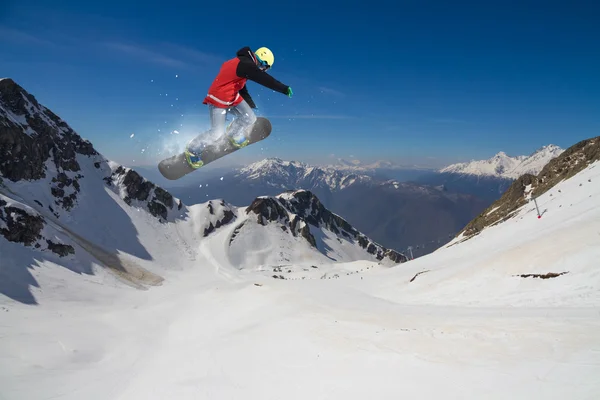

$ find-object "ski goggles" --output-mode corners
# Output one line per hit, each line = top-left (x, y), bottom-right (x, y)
(257, 56), (271, 71)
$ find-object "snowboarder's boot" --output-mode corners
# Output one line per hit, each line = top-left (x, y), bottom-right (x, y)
(184, 148), (204, 169)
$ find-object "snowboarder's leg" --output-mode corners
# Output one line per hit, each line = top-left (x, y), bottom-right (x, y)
(227, 100), (257, 148)
(185, 105), (228, 168)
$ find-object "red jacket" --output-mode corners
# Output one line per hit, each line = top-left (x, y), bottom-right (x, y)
(203, 47), (289, 109)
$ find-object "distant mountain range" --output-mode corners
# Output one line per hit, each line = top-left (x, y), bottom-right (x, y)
(167, 157), (488, 257)
(439, 145), (564, 179)
(163, 144), (565, 254)
(410, 145), (564, 203)
(327, 158), (434, 172)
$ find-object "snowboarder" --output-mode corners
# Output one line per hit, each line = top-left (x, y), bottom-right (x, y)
(185, 46), (293, 168)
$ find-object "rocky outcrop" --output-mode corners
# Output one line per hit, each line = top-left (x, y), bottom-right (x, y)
(203, 200), (236, 237)
(457, 136), (600, 241)
(533, 137), (600, 197)
(246, 190), (407, 264)
(0, 197), (75, 257)
(246, 196), (317, 246)
(105, 166), (180, 221)
(0, 78), (104, 217)
(1, 78), (184, 225)
(0, 78), (97, 184)
(0, 198), (44, 246)
(279, 190), (407, 263)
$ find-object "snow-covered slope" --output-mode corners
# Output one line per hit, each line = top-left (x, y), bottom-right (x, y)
(440, 144), (564, 179)
(1, 153), (599, 399)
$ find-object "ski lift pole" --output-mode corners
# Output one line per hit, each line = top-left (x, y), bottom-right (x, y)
(533, 196), (541, 219)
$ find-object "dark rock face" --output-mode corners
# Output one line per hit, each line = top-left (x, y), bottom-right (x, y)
(0, 199), (44, 245)
(279, 190), (407, 263)
(108, 166), (177, 221)
(0, 198), (75, 257)
(0, 78), (101, 216)
(203, 200), (236, 237)
(246, 196), (318, 247)
(247, 197), (290, 225)
(1, 78), (183, 223)
(458, 136), (600, 241)
(46, 240), (75, 257)
(0, 78), (97, 184)
(245, 190), (407, 264)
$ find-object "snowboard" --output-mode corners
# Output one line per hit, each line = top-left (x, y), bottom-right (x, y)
(158, 117), (272, 180)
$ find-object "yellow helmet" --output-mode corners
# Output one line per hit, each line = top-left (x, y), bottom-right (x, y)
(255, 47), (274, 68)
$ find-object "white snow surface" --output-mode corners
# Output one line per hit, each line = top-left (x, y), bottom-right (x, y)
(1, 161), (599, 399)
(441, 144), (564, 179)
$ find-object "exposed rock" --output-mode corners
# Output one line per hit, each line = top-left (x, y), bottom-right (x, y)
(245, 190), (407, 264)
(410, 270), (430, 283)
(279, 190), (406, 263)
(202, 200), (237, 237)
(0, 201), (44, 245)
(204, 209), (235, 237)
(516, 272), (569, 279)
(1, 78), (185, 224)
(247, 197), (289, 225)
(0, 78), (97, 195)
(46, 240), (75, 257)
(533, 137), (600, 197)
(1, 197), (75, 257)
(108, 166), (177, 221)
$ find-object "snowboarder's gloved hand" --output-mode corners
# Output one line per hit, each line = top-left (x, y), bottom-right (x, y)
(286, 87), (293, 98)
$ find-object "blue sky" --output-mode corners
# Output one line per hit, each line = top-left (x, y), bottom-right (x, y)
(1, 0), (599, 168)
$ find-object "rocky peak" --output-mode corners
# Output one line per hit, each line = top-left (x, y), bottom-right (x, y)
(0, 78), (183, 224)
(0, 78), (98, 183)
(0, 194), (75, 257)
(246, 195), (315, 246)
(245, 189), (407, 264)
(103, 166), (183, 222)
(276, 190), (355, 235)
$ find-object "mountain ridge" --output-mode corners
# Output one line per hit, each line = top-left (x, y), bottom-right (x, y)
(168, 156), (489, 256)
(440, 144), (564, 179)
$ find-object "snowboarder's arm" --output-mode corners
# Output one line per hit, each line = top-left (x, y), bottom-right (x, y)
(236, 60), (289, 94)
(239, 85), (256, 108)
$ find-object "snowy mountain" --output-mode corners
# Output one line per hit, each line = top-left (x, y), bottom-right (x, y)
(440, 144), (564, 179)
(238, 157), (373, 191)
(0, 78), (405, 303)
(230, 190), (406, 270)
(169, 157), (489, 256)
(2, 113), (599, 400)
